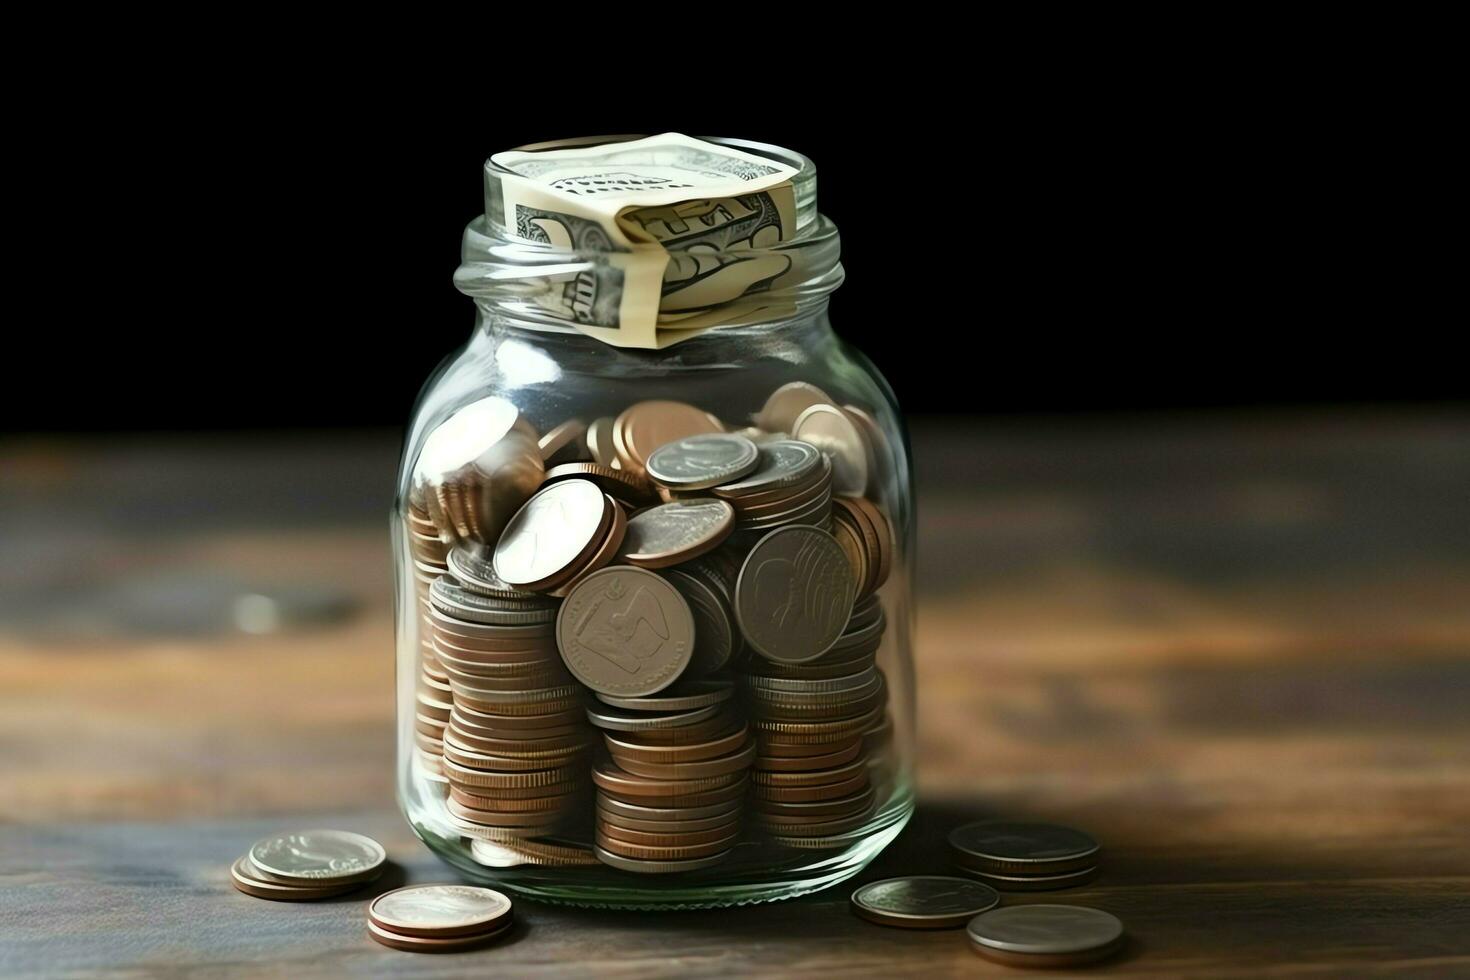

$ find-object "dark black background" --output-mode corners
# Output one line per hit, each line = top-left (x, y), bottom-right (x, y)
(8, 80), (1459, 433)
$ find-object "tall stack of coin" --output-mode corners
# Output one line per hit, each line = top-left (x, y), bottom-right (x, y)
(586, 680), (751, 874)
(427, 571), (593, 846)
(740, 593), (888, 848)
(706, 440), (835, 535)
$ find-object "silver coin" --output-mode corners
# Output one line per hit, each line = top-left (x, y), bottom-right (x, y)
(447, 548), (553, 603)
(961, 865), (1100, 891)
(646, 433), (760, 489)
(850, 876), (1001, 929)
(430, 577), (558, 625)
(585, 701), (723, 732)
(792, 404), (869, 497)
(948, 820), (1100, 874)
(556, 566), (695, 697)
(756, 382), (836, 434)
(247, 829), (385, 883)
(595, 679), (734, 712)
(966, 904), (1124, 955)
(593, 845), (732, 874)
(713, 440), (823, 497)
(617, 499), (734, 569)
(493, 479), (609, 588)
(662, 568), (736, 675)
(735, 525), (855, 664)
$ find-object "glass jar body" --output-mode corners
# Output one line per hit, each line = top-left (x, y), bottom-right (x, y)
(394, 309), (915, 908)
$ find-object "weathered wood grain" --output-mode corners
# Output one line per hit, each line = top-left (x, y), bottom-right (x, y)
(2, 416), (1468, 977)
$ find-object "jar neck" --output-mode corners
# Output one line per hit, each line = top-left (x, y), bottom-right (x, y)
(474, 301), (839, 371)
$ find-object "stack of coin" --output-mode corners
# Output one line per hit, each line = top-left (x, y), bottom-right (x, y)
(947, 820), (1102, 891)
(367, 884), (514, 953)
(428, 573), (594, 844)
(412, 395), (544, 548)
(493, 479), (628, 597)
(230, 830), (385, 902)
(585, 685), (750, 873)
(830, 497), (894, 600)
(758, 382), (891, 499)
(707, 440), (834, 534)
(741, 588), (889, 848)
(849, 876), (1000, 929)
(406, 499), (449, 567)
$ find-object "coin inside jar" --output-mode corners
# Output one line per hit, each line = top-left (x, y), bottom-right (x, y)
(613, 401), (725, 474)
(493, 479), (612, 590)
(645, 432), (760, 490)
(557, 566), (695, 697)
(735, 525), (856, 664)
(792, 403), (870, 497)
(616, 499), (734, 569)
(756, 382), (837, 434)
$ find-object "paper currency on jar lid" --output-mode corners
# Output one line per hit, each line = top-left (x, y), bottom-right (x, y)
(491, 134), (800, 349)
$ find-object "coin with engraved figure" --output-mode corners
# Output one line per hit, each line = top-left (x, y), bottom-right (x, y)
(646, 433), (760, 489)
(247, 829), (386, 883)
(735, 525), (855, 663)
(850, 875), (1001, 929)
(713, 440), (822, 497)
(557, 566), (694, 696)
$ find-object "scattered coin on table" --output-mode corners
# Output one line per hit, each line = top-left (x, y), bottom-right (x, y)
(230, 829), (385, 902)
(850, 875), (1001, 928)
(966, 904), (1125, 968)
(367, 884), (514, 951)
(948, 819), (1101, 888)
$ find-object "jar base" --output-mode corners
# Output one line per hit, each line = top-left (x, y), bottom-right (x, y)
(412, 782), (914, 910)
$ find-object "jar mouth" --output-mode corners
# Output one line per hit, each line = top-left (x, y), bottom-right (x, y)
(459, 135), (842, 346)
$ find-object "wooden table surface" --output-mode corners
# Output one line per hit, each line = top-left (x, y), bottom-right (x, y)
(3, 414), (1469, 977)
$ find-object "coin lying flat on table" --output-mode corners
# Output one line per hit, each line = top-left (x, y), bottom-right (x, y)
(850, 876), (1001, 928)
(963, 865), (1100, 891)
(966, 905), (1125, 968)
(368, 918), (513, 953)
(369, 885), (512, 939)
(948, 820), (1101, 875)
(247, 829), (386, 884)
(229, 856), (361, 902)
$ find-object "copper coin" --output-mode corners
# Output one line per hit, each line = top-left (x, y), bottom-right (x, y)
(735, 525), (855, 664)
(847, 496), (894, 592)
(493, 479), (612, 590)
(449, 786), (579, 812)
(596, 795), (744, 824)
(753, 703), (884, 738)
(595, 804), (742, 833)
(446, 725), (588, 756)
(446, 817), (562, 842)
(758, 807), (876, 838)
(592, 759), (746, 798)
(753, 785), (876, 818)
(447, 798), (578, 827)
(612, 740), (755, 781)
(613, 400), (724, 473)
(449, 702), (584, 732)
(753, 770), (868, 803)
(544, 461), (655, 505)
(453, 693), (583, 718)
(756, 382), (836, 434)
(618, 709), (741, 744)
(367, 917), (513, 952)
(617, 499), (735, 569)
(756, 733), (866, 758)
(752, 757), (867, 787)
(557, 566), (695, 697)
(597, 818), (739, 848)
(446, 777), (582, 800)
(754, 739), (863, 770)
(596, 777), (749, 809)
(442, 740), (589, 773)
(593, 846), (732, 874)
(604, 723), (750, 763)
(538, 419), (588, 464)
(584, 416), (619, 468)
(369, 884), (512, 939)
(595, 830), (738, 861)
(470, 837), (600, 868)
(441, 758), (583, 789)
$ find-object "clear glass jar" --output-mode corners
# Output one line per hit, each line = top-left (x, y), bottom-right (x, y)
(393, 137), (915, 908)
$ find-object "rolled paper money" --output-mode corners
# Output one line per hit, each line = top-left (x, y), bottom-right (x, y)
(488, 134), (799, 349)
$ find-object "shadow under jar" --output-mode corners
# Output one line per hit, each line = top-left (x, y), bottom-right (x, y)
(393, 136), (915, 909)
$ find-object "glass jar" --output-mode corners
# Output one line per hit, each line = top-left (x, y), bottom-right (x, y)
(393, 136), (915, 908)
